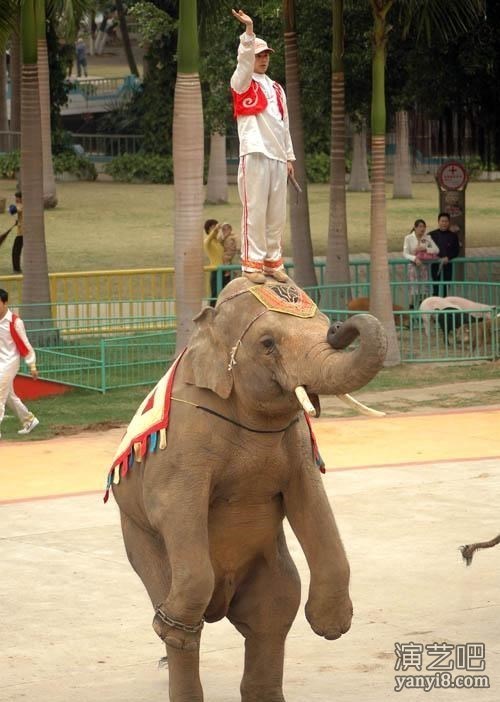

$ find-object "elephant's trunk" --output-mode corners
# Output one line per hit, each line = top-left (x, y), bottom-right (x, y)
(304, 314), (387, 396)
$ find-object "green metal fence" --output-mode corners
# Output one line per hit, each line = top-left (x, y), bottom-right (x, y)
(27, 330), (177, 391)
(303, 281), (499, 363)
(303, 280), (500, 311)
(16, 300), (177, 392)
(14, 276), (500, 392)
(215, 256), (500, 298)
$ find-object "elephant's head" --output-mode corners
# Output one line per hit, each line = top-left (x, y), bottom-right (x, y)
(183, 278), (387, 418)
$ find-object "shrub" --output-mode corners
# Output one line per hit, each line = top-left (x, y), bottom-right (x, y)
(53, 152), (97, 181)
(0, 150), (96, 181)
(0, 151), (20, 179)
(463, 156), (485, 179)
(105, 153), (173, 183)
(305, 152), (330, 183)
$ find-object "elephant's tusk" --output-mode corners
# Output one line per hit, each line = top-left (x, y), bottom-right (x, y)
(337, 393), (385, 417)
(295, 386), (316, 417)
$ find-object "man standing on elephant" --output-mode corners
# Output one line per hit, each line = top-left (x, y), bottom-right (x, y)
(230, 8), (295, 285)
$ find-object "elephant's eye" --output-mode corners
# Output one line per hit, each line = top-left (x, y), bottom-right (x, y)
(260, 336), (276, 353)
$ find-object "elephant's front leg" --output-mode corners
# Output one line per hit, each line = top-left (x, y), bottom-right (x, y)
(228, 530), (301, 702)
(283, 461), (352, 640)
(146, 470), (214, 702)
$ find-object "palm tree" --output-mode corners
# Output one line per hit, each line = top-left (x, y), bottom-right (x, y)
(173, 0), (204, 351)
(115, 0), (139, 77)
(368, 0), (399, 364)
(347, 116), (370, 191)
(392, 108), (412, 198)
(326, 0), (350, 293)
(20, 0), (52, 323)
(10, 27), (21, 133)
(37, 0), (57, 208)
(206, 131), (228, 204)
(283, 0), (316, 288)
(0, 50), (7, 141)
(367, 0), (485, 366)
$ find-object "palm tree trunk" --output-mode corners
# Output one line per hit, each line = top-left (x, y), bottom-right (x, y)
(283, 0), (316, 288)
(21, 0), (52, 326)
(206, 131), (228, 204)
(369, 1), (399, 366)
(115, 0), (139, 77)
(0, 51), (7, 147)
(348, 118), (370, 191)
(37, 32), (58, 208)
(174, 0), (204, 352)
(392, 109), (412, 198)
(326, 0), (350, 291)
(10, 28), (21, 133)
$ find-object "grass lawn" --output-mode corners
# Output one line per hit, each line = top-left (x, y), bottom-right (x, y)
(2, 359), (499, 441)
(0, 180), (499, 276)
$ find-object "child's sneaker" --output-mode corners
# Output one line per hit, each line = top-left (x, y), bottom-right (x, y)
(18, 417), (40, 435)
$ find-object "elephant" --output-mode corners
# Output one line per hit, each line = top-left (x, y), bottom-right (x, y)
(110, 277), (387, 702)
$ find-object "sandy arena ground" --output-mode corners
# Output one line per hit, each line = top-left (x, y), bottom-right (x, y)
(1, 408), (500, 701)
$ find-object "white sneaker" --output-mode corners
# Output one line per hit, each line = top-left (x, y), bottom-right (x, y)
(18, 417), (40, 435)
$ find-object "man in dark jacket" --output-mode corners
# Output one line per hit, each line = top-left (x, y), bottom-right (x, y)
(429, 212), (460, 297)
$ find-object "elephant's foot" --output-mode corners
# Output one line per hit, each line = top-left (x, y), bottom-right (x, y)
(305, 591), (353, 640)
(153, 607), (203, 651)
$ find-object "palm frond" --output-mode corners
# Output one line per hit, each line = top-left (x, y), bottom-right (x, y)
(46, 0), (94, 38)
(400, 0), (485, 42)
(0, 0), (19, 47)
(198, 0), (232, 41)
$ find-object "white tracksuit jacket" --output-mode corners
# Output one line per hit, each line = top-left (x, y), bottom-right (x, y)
(0, 309), (36, 426)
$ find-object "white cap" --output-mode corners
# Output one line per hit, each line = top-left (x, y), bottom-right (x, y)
(254, 37), (274, 54)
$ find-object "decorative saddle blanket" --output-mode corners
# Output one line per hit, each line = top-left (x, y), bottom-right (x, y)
(103, 352), (184, 502)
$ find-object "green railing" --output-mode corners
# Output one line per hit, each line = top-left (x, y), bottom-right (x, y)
(15, 300), (177, 392)
(14, 276), (500, 392)
(28, 330), (176, 392)
(215, 256), (500, 297)
(4, 256), (499, 308)
(304, 281), (499, 363)
(303, 280), (500, 311)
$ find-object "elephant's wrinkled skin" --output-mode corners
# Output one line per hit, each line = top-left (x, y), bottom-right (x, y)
(113, 277), (387, 702)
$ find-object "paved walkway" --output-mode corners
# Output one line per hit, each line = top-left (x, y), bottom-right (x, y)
(1, 408), (499, 701)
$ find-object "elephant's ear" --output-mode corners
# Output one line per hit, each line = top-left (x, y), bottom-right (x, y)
(183, 307), (234, 399)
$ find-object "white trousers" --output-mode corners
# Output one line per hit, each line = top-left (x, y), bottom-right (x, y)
(0, 359), (32, 426)
(238, 153), (287, 273)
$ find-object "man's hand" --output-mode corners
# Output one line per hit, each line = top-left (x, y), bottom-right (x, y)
(30, 365), (39, 379)
(287, 161), (295, 178)
(415, 258), (422, 267)
(441, 256), (449, 264)
(232, 9), (253, 30)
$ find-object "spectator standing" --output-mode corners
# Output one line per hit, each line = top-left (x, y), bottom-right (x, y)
(75, 37), (88, 77)
(230, 9), (295, 284)
(0, 288), (39, 438)
(216, 222), (238, 287)
(203, 219), (224, 307)
(402, 218), (439, 308)
(428, 212), (460, 297)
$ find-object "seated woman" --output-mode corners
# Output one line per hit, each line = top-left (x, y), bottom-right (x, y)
(403, 218), (439, 309)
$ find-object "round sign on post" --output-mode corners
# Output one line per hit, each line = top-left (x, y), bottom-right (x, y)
(436, 161), (468, 191)
(435, 161), (469, 269)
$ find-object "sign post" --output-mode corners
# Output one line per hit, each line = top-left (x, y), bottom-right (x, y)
(435, 161), (469, 257)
